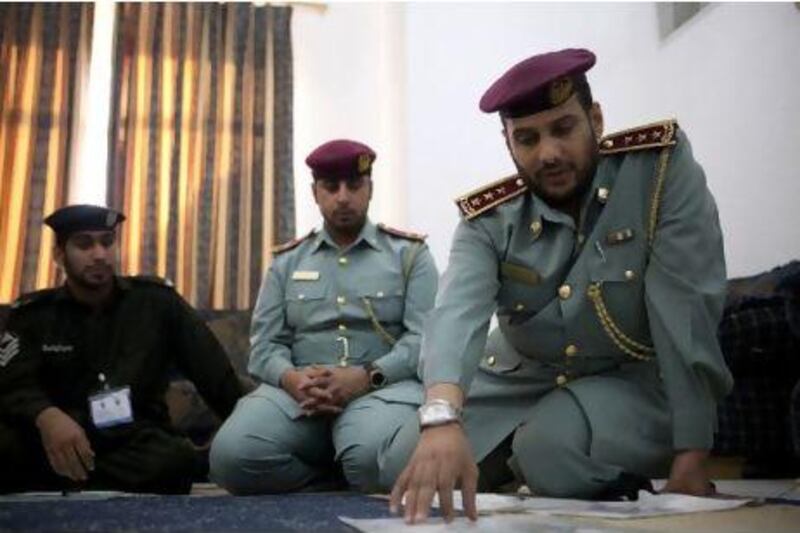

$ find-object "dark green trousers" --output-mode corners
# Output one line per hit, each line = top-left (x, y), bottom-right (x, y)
(0, 420), (201, 494)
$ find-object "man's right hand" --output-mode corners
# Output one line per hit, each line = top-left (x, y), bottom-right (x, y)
(280, 367), (338, 414)
(389, 423), (479, 524)
(35, 407), (95, 482)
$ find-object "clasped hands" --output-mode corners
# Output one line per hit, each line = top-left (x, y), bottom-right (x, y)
(280, 365), (370, 416)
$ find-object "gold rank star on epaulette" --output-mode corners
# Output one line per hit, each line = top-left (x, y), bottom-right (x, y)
(455, 174), (529, 220)
(377, 223), (427, 242)
(599, 119), (678, 155)
(272, 229), (315, 255)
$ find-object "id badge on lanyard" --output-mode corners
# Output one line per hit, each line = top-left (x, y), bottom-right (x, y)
(88, 372), (134, 429)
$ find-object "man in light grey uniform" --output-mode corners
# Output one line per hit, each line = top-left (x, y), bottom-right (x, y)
(383, 49), (733, 523)
(210, 139), (438, 494)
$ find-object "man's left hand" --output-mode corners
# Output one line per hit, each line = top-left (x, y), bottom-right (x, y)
(662, 449), (715, 496)
(300, 366), (370, 414)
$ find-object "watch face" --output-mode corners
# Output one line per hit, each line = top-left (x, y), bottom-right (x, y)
(418, 401), (459, 427)
(370, 369), (386, 388)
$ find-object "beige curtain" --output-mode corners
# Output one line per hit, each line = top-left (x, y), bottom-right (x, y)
(108, 2), (295, 310)
(0, 3), (94, 303)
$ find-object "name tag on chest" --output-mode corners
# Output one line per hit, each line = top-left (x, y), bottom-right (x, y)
(89, 386), (134, 428)
(292, 270), (320, 281)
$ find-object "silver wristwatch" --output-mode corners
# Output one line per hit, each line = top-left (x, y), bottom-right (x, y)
(418, 399), (462, 429)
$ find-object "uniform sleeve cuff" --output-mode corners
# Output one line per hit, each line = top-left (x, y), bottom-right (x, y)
(422, 360), (471, 391)
(672, 406), (716, 450)
(373, 355), (413, 385)
(21, 398), (54, 425)
(261, 357), (295, 388)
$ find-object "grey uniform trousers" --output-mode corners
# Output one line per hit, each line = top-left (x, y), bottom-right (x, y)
(210, 382), (418, 494)
(380, 386), (672, 498)
(379, 351), (674, 499)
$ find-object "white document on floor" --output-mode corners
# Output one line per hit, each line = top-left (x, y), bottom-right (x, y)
(433, 490), (752, 519)
(341, 491), (753, 533)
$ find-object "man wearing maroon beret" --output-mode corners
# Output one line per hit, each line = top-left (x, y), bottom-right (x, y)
(209, 140), (438, 494)
(383, 49), (732, 523)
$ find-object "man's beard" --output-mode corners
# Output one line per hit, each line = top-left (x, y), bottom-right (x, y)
(63, 258), (114, 291)
(325, 209), (367, 237)
(518, 145), (599, 210)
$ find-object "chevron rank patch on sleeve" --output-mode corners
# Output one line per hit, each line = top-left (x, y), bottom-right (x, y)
(455, 175), (529, 220)
(599, 119), (678, 155)
(0, 331), (20, 367)
(377, 223), (427, 241)
(272, 230), (316, 255)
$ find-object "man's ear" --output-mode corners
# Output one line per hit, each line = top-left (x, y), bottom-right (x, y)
(52, 244), (65, 270)
(590, 102), (604, 140)
(500, 116), (510, 145)
(501, 120), (519, 165)
(311, 181), (319, 205)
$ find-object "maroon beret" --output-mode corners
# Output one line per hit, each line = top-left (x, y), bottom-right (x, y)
(305, 139), (376, 180)
(479, 48), (596, 117)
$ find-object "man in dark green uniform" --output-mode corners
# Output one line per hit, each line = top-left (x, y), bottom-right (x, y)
(0, 205), (244, 494)
(383, 48), (733, 523)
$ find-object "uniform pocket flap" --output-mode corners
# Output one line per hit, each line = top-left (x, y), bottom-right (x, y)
(356, 281), (404, 299)
(479, 328), (523, 374)
(500, 262), (541, 286)
(286, 281), (327, 301)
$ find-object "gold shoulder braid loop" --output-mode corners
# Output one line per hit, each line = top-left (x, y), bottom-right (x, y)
(361, 297), (398, 346)
(403, 242), (423, 288)
(589, 121), (675, 360)
(587, 283), (655, 361)
(648, 146), (672, 249)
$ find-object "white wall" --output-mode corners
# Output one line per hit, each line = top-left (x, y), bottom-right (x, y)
(293, 2), (407, 236)
(294, 2), (800, 277)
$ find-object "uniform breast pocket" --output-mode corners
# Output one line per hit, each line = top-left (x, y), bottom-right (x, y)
(497, 261), (550, 317)
(587, 243), (652, 354)
(43, 350), (89, 391)
(285, 282), (329, 328)
(357, 282), (404, 323)
(43, 350), (83, 371)
(479, 328), (523, 375)
(588, 240), (645, 300)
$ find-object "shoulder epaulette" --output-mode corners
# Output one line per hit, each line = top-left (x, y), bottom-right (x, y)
(128, 275), (174, 288)
(377, 223), (427, 242)
(454, 175), (528, 220)
(10, 288), (57, 309)
(272, 230), (315, 255)
(599, 119), (678, 155)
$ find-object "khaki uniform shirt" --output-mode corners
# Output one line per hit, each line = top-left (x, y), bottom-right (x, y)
(248, 219), (438, 407)
(422, 122), (733, 457)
